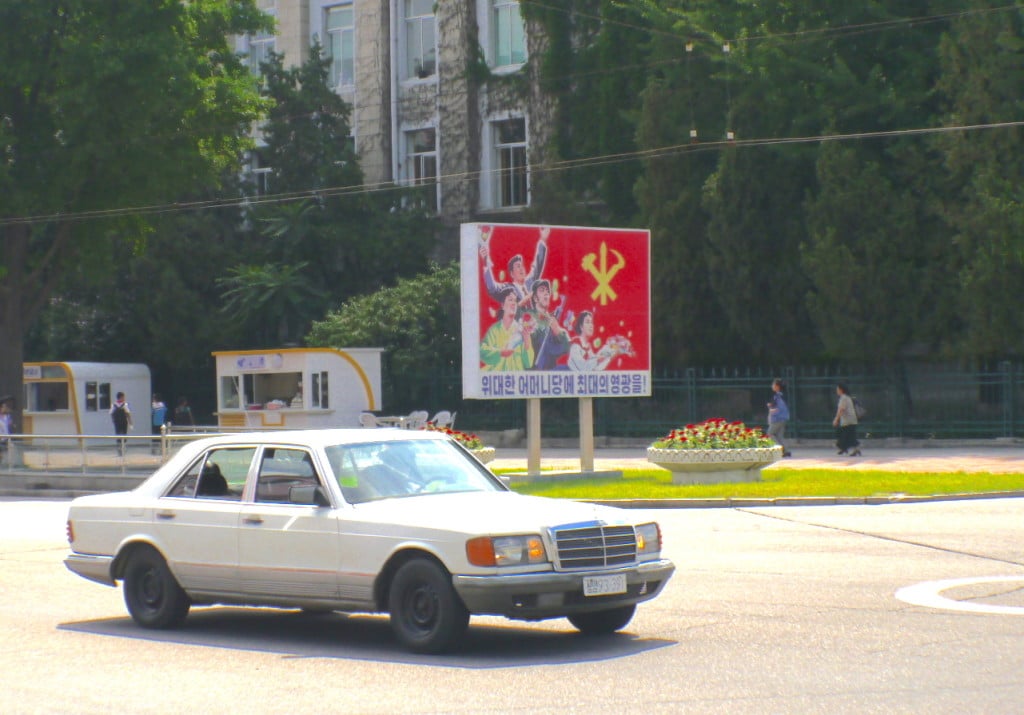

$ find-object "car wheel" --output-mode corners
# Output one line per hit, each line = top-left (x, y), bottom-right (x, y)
(568, 604), (636, 635)
(122, 546), (191, 629)
(388, 558), (469, 654)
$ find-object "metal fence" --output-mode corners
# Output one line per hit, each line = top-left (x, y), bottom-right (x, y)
(386, 361), (1024, 440)
(0, 430), (219, 473)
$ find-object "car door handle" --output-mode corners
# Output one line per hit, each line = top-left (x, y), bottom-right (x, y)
(243, 516), (264, 525)
(156, 511), (176, 520)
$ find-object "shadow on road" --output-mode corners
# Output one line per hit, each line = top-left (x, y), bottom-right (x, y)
(58, 607), (676, 667)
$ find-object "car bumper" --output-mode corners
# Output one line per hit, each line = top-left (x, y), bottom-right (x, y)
(65, 553), (116, 587)
(452, 558), (674, 620)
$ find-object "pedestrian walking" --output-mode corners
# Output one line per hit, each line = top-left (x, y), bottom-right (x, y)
(767, 378), (791, 457)
(0, 396), (14, 456)
(833, 382), (861, 456)
(110, 392), (133, 456)
(151, 393), (168, 454)
(173, 397), (195, 429)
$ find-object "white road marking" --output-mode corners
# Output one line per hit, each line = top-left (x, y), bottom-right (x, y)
(896, 575), (1024, 616)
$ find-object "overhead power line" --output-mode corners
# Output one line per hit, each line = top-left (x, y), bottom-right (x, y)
(2, 120), (1021, 228)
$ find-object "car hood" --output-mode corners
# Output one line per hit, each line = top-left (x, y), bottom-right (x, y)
(346, 490), (632, 534)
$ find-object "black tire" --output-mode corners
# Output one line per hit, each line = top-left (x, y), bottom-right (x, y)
(388, 558), (469, 654)
(568, 604), (636, 635)
(122, 546), (191, 629)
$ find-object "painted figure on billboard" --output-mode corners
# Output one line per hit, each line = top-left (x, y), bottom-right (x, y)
(568, 310), (621, 371)
(480, 225), (548, 313)
(480, 287), (535, 371)
(524, 279), (571, 370)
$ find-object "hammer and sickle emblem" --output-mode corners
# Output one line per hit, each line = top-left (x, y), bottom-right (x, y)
(581, 242), (626, 305)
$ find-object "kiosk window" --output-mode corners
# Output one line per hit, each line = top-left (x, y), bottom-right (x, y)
(85, 382), (111, 412)
(221, 372), (303, 409)
(26, 382), (70, 412)
(311, 371), (328, 408)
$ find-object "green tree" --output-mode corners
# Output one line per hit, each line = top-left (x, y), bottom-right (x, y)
(0, 0), (270, 418)
(802, 143), (931, 360)
(306, 263), (461, 408)
(221, 48), (437, 346)
(934, 5), (1024, 356)
(218, 260), (328, 346)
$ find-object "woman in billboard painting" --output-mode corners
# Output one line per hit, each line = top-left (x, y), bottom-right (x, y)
(481, 287), (535, 371)
(567, 310), (624, 371)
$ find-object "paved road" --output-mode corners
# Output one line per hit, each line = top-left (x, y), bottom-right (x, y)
(3, 497), (1024, 713)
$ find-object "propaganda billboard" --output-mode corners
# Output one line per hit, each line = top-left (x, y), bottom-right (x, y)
(460, 223), (651, 400)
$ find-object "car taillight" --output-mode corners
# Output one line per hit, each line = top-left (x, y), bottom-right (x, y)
(66, 520), (74, 544)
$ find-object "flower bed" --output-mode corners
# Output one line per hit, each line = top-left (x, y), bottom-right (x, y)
(470, 446), (496, 464)
(421, 423), (493, 463)
(648, 418), (782, 484)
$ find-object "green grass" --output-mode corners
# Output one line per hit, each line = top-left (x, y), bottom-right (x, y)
(496, 467), (1024, 500)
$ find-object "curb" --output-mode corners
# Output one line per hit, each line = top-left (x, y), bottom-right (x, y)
(583, 490), (1024, 509)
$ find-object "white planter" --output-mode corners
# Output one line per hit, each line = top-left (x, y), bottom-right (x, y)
(471, 446), (496, 464)
(646, 445), (783, 485)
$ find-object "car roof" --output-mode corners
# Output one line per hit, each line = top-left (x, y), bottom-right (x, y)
(184, 428), (447, 451)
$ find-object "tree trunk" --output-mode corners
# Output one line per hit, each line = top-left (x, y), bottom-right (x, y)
(0, 224), (29, 434)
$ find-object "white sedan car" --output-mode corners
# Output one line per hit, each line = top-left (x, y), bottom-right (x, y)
(65, 429), (675, 653)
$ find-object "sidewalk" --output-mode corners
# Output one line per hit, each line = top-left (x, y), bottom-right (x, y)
(489, 443), (1024, 474)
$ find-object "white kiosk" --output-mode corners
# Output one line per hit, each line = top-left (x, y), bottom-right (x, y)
(213, 347), (383, 430)
(21, 362), (152, 438)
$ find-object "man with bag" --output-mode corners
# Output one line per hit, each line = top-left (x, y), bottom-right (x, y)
(110, 392), (133, 456)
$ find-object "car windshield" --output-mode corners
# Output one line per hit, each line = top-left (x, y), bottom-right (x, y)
(324, 439), (503, 504)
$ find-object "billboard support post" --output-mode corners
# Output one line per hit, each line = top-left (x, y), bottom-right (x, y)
(579, 397), (594, 472)
(527, 398), (542, 475)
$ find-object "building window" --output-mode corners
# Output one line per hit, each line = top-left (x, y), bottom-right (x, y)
(246, 150), (271, 196)
(404, 0), (436, 79)
(246, 32), (276, 74)
(244, 0), (276, 75)
(326, 4), (355, 88)
(405, 128), (437, 184)
(493, 118), (528, 207)
(404, 128), (438, 208)
(492, 0), (526, 67)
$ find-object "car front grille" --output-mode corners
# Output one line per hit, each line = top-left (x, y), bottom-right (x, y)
(550, 523), (637, 570)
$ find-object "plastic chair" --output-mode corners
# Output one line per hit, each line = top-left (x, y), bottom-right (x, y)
(431, 410), (452, 428)
(405, 410), (429, 430)
(359, 412), (379, 428)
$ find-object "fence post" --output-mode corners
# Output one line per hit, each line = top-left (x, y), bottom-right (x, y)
(1000, 361), (1013, 438)
(685, 368), (697, 424)
(783, 366), (796, 437)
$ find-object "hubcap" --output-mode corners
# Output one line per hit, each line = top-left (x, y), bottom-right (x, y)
(140, 568), (162, 609)
(409, 585), (437, 629)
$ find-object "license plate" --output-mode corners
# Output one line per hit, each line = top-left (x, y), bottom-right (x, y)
(583, 574), (627, 597)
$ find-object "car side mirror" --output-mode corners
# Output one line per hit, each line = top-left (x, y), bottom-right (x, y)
(289, 484), (330, 507)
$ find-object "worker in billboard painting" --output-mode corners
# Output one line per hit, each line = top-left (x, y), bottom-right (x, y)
(524, 279), (571, 370)
(479, 225), (549, 314)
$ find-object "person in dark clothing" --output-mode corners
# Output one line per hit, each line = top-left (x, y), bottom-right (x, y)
(110, 392), (133, 456)
(767, 378), (791, 457)
(833, 382), (861, 456)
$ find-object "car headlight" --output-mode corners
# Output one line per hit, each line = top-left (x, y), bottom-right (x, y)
(635, 522), (661, 557)
(466, 535), (548, 567)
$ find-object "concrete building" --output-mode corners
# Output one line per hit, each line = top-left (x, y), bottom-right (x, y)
(238, 1), (552, 232)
